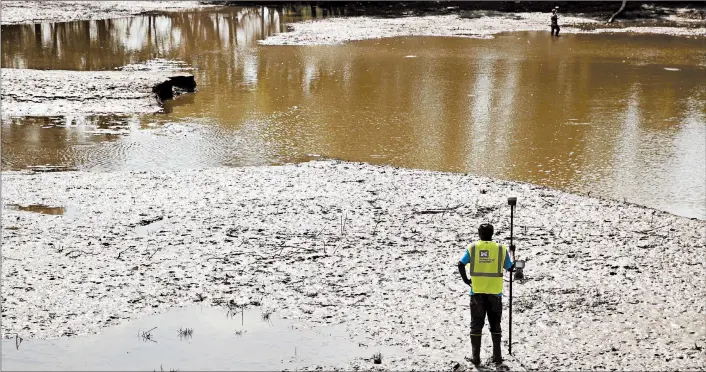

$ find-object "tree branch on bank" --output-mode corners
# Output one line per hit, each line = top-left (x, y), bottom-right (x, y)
(609, 0), (627, 23)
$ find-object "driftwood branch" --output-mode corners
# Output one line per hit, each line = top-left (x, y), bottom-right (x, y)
(117, 246), (137, 260)
(609, 0), (627, 23)
(148, 247), (162, 260)
(413, 204), (463, 215)
(634, 222), (672, 235)
(65, 249), (100, 259)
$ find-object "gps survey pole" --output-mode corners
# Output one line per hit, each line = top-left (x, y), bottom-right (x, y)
(507, 196), (517, 356)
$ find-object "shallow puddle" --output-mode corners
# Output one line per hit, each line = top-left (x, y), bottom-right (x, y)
(6, 204), (66, 215)
(1, 305), (399, 370)
(135, 216), (167, 236)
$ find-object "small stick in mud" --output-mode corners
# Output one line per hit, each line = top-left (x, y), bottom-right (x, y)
(373, 212), (383, 236)
(331, 241), (343, 256)
(340, 211), (348, 235)
(635, 222), (672, 234)
(117, 246), (137, 260)
(148, 247), (163, 260)
(65, 249), (99, 259)
(413, 204), (463, 215)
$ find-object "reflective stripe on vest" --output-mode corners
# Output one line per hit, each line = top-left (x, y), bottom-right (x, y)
(466, 241), (506, 294)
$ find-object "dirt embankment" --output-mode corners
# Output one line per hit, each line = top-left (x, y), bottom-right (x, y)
(2, 160), (704, 370)
(0, 1), (212, 25)
(0, 63), (195, 118)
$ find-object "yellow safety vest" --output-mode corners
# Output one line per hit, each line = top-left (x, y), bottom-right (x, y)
(466, 240), (506, 294)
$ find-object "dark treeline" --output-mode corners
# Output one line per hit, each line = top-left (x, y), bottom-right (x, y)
(209, 1), (706, 20)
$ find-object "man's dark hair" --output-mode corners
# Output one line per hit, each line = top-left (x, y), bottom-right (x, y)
(478, 223), (494, 241)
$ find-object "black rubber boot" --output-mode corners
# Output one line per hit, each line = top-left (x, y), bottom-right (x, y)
(471, 335), (482, 365)
(491, 334), (503, 364)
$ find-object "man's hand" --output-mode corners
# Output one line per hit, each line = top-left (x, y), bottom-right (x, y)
(510, 244), (516, 253)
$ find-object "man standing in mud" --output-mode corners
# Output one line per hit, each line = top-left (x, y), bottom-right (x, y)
(550, 7), (560, 36)
(457, 223), (514, 365)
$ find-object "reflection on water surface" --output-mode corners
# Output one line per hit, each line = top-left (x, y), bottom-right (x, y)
(1, 6), (705, 219)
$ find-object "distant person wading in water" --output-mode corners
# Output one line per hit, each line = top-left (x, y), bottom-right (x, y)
(551, 7), (560, 36)
(457, 223), (514, 365)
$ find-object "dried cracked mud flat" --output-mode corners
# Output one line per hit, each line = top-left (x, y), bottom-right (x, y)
(0, 64), (196, 118)
(2, 160), (705, 370)
(259, 9), (705, 45)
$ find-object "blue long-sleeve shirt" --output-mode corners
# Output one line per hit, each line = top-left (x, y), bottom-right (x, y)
(459, 244), (514, 296)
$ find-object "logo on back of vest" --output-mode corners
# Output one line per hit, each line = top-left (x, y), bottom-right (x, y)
(478, 250), (494, 263)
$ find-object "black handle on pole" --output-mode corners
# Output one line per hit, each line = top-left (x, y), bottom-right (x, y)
(507, 196), (517, 356)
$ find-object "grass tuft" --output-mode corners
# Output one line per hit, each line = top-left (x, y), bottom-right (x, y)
(373, 351), (383, 364)
(261, 309), (274, 323)
(139, 327), (157, 343)
(177, 327), (193, 340)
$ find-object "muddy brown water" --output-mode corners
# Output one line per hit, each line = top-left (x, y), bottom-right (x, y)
(1, 6), (705, 219)
(6, 204), (66, 215)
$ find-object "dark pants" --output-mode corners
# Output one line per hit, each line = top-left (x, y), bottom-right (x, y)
(470, 294), (502, 337)
(551, 25), (560, 36)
